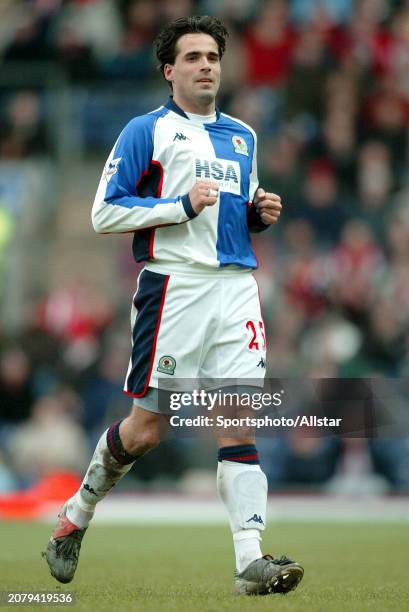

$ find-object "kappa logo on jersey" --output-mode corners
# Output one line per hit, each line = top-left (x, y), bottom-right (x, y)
(195, 158), (241, 195)
(157, 355), (176, 375)
(103, 157), (122, 182)
(173, 132), (190, 141)
(257, 357), (266, 368)
(232, 135), (248, 156)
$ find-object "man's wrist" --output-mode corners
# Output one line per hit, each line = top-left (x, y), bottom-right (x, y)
(181, 194), (198, 219)
(247, 201), (269, 233)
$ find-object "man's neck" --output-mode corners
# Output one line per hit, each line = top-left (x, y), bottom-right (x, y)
(172, 94), (215, 116)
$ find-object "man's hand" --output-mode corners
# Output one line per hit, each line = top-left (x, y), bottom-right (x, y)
(189, 181), (219, 215)
(254, 188), (282, 224)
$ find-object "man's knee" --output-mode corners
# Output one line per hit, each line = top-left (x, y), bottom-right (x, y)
(121, 422), (161, 456)
(137, 427), (161, 453)
(120, 406), (166, 456)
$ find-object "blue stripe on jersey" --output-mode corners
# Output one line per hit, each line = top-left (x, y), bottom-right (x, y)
(205, 117), (258, 269)
(126, 270), (169, 397)
(104, 107), (178, 210)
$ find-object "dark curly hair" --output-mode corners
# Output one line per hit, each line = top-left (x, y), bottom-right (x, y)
(155, 16), (229, 87)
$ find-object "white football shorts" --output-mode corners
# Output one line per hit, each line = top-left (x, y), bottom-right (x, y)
(123, 267), (267, 406)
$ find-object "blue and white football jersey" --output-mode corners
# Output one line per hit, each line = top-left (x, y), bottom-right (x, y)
(92, 97), (268, 270)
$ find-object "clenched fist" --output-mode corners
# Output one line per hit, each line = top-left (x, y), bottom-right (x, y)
(189, 181), (219, 215)
(254, 188), (282, 225)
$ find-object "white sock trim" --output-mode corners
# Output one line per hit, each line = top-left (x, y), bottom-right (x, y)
(233, 533), (263, 572)
(233, 529), (261, 542)
(66, 495), (94, 529)
(75, 492), (95, 513)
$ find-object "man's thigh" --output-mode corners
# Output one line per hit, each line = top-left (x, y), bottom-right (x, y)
(200, 274), (266, 381)
(124, 270), (217, 398)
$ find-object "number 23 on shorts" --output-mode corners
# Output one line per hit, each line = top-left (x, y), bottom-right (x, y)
(246, 320), (266, 351)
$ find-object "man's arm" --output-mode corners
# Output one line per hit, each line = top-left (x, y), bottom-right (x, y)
(91, 115), (196, 234)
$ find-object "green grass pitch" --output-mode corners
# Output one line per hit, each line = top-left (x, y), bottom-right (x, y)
(1, 521), (408, 611)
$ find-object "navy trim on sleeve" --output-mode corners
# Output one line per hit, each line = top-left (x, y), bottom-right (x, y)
(181, 194), (197, 219)
(247, 202), (269, 233)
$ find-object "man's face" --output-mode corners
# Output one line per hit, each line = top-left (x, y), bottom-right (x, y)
(164, 33), (221, 109)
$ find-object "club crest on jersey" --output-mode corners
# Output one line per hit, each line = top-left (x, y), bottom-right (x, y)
(157, 355), (176, 375)
(103, 157), (122, 182)
(232, 135), (248, 156)
(194, 158), (241, 195)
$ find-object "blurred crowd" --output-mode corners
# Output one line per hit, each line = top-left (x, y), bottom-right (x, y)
(0, 0), (408, 492)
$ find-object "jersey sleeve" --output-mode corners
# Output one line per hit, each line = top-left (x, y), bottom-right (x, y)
(91, 115), (196, 234)
(247, 131), (269, 234)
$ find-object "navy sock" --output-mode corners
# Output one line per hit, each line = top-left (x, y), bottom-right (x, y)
(106, 420), (139, 465)
(218, 444), (260, 465)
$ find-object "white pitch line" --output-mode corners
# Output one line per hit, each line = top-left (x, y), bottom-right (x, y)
(38, 494), (409, 524)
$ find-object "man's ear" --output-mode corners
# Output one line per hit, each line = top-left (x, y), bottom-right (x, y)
(163, 64), (174, 83)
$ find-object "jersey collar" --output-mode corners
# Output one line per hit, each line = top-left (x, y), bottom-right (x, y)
(165, 96), (220, 120)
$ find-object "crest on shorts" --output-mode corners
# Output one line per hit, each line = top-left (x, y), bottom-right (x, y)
(232, 135), (248, 156)
(103, 157), (122, 182)
(157, 355), (176, 375)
